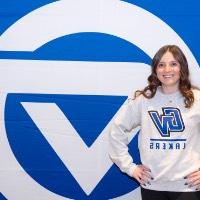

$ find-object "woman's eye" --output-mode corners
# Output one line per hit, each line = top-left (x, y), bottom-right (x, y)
(158, 63), (164, 67)
(171, 62), (178, 66)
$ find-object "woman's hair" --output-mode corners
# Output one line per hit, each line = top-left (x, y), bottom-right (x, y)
(134, 45), (194, 108)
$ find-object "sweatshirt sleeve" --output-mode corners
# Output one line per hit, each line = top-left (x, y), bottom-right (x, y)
(109, 96), (142, 177)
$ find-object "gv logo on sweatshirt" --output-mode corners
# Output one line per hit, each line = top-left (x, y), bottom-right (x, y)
(149, 107), (185, 137)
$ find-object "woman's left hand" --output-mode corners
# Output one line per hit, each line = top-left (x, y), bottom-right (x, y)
(185, 168), (200, 190)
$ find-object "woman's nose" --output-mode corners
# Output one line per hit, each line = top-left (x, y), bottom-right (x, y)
(164, 64), (172, 72)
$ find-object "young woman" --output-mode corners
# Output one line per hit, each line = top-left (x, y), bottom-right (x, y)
(109, 45), (200, 200)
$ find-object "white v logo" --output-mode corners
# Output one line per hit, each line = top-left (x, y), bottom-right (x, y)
(21, 102), (116, 195)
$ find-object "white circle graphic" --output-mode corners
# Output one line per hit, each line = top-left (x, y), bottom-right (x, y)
(0, 0), (199, 200)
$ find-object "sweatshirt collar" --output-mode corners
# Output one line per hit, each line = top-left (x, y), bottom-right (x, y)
(157, 86), (182, 98)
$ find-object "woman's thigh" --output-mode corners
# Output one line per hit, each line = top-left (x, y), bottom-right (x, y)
(141, 187), (200, 200)
(141, 187), (168, 200)
(167, 191), (200, 200)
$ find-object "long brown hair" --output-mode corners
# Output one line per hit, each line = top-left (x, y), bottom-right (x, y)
(135, 45), (194, 108)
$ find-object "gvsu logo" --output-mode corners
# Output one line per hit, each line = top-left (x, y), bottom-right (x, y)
(149, 108), (185, 137)
(0, 0), (199, 200)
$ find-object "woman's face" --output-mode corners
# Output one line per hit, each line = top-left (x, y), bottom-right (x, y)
(156, 51), (181, 93)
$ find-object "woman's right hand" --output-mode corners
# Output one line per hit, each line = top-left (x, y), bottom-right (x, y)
(132, 165), (153, 186)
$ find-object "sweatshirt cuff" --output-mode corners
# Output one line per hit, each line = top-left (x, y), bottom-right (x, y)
(127, 163), (137, 177)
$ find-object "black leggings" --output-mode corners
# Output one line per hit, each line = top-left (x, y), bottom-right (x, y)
(141, 187), (200, 200)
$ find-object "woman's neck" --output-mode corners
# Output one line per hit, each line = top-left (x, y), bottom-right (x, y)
(160, 85), (179, 94)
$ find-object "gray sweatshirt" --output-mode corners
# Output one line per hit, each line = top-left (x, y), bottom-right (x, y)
(109, 87), (200, 191)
